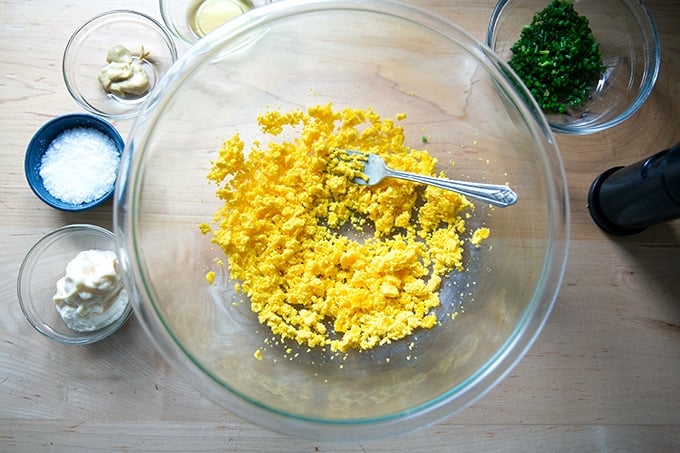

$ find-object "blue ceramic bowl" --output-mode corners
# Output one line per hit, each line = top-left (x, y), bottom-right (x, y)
(25, 113), (124, 211)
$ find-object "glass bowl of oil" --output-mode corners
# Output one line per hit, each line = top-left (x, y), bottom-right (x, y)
(160, 0), (273, 46)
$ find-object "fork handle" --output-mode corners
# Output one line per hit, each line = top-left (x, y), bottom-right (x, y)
(386, 169), (518, 207)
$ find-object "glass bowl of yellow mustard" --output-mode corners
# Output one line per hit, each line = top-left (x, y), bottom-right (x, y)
(17, 224), (132, 345)
(63, 10), (178, 120)
(115, 0), (569, 441)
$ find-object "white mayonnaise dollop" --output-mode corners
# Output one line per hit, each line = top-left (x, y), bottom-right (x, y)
(53, 249), (128, 332)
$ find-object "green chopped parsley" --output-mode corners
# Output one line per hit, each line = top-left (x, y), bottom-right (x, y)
(508, 0), (605, 114)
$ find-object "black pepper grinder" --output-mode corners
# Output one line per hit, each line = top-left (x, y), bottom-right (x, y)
(588, 142), (680, 235)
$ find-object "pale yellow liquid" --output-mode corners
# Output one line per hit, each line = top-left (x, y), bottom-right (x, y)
(188, 0), (255, 38)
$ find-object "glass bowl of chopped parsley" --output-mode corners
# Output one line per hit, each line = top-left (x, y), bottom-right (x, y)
(487, 0), (660, 134)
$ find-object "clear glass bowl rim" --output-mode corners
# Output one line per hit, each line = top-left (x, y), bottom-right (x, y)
(115, 0), (570, 440)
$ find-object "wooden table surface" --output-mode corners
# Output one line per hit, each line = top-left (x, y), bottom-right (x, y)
(1, 0), (679, 451)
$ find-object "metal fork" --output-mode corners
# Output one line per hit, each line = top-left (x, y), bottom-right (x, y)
(342, 150), (518, 208)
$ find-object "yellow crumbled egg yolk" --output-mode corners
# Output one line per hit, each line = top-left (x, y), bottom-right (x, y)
(471, 227), (490, 248)
(205, 103), (486, 353)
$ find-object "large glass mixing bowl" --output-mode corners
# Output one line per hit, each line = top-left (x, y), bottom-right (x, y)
(115, 0), (569, 441)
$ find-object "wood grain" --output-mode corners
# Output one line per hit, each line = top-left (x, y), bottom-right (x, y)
(1, 0), (679, 451)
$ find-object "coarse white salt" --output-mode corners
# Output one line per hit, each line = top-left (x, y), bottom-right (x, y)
(39, 127), (120, 205)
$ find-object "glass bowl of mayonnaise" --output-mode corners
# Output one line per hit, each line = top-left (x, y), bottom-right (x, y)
(18, 224), (132, 345)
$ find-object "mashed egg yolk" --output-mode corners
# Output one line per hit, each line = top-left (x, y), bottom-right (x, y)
(205, 104), (485, 353)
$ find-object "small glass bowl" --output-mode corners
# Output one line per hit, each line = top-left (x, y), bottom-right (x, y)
(63, 10), (178, 120)
(17, 224), (132, 345)
(160, 0), (272, 46)
(487, 0), (660, 135)
(24, 113), (124, 212)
